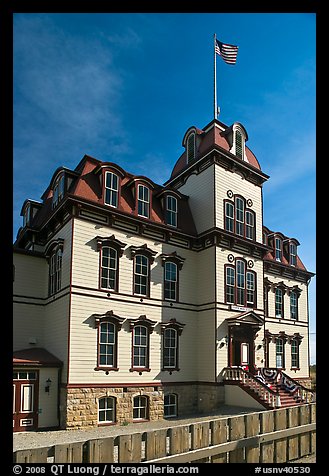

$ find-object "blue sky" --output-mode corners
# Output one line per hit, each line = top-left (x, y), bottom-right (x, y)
(13, 13), (316, 362)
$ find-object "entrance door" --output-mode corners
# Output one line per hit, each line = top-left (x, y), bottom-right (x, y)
(13, 370), (39, 432)
(232, 341), (249, 366)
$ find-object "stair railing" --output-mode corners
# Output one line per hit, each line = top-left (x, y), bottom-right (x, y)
(279, 370), (316, 404)
(222, 367), (281, 408)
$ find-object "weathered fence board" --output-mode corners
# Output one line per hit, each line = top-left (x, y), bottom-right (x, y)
(191, 422), (210, 463)
(211, 418), (228, 463)
(274, 408), (287, 463)
(169, 425), (190, 455)
(260, 410), (275, 463)
(13, 403), (316, 464)
(287, 406), (300, 461)
(118, 433), (142, 463)
(145, 429), (167, 460)
(299, 405), (311, 457)
(229, 415), (246, 462)
(14, 447), (48, 463)
(87, 437), (114, 463)
(54, 442), (84, 463)
(245, 413), (260, 463)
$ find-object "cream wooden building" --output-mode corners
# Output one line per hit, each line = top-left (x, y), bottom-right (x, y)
(13, 118), (314, 432)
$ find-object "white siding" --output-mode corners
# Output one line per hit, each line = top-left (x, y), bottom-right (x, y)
(214, 165), (263, 243)
(13, 253), (48, 299)
(176, 165), (215, 234)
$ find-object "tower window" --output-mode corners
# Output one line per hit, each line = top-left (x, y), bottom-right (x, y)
(235, 130), (243, 159)
(187, 133), (195, 163)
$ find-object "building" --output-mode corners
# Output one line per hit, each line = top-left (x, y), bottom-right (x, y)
(13, 118), (314, 432)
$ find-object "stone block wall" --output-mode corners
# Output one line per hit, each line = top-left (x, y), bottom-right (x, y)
(63, 386), (164, 429)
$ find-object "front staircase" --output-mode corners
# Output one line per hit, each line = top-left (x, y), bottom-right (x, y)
(222, 367), (315, 409)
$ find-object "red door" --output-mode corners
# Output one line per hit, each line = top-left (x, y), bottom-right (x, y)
(13, 370), (39, 432)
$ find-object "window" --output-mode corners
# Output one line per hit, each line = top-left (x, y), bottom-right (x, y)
(133, 396), (148, 420)
(290, 243), (297, 266)
(133, 325), (148, 369)
(291, 339), (299, 368)
(290, 292), (298, 320)
(137, 184), (150, 218)
(98, 322), (116, 367)
(104, 171), (119, 207)
(235, 197), (244, 236)
(276, 338), (285, 368)
(164, 261), (177, 301)
(134, 254), (149, 296)
(163, 328), (177, 369)
(164, 394), (177, 418)
(226, 266), (235, 304)
(275, 288), (283, 318)
(166, 196), (177, 227)
(225, 202), (234, 232)
(275, 238), (282, 262)
(52, 175), (65, 208)
(224, 195), (255, 240)
(49, 247), (62, 296)
(23, 204), (31, 227)
(246, 271), (256, 307)
(98, 397), (116, 424)
(225, 258), (257, 308)
(246, 211), (255, 240)
(235, 130), (243, 159)
(236, 259), (245, 305)
(100, 247), (118, 291)
(187, 133), (195, 163)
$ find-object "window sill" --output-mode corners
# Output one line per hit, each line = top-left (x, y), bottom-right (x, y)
(98, 422), (117, 427)
(94, 367), (119, 372)
(162, 368), (180, 373)
(129, 368), (151, 373)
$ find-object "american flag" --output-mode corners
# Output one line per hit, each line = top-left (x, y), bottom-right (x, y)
(215, 39), (238, 65)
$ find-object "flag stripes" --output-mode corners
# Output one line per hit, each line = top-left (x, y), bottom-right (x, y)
(215, 39), (238, 64)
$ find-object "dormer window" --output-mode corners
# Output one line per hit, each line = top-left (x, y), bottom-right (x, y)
(230, 123), (247, 161)
(275, 238), (282, 262)
(166, 195), (177, 227)
(289, 242), (297, 267)
(23, 203), (31, 227)
(137, 184), (150, 218)
(52, 174), (65, 209)
(187, 133), (195, 163)
(104, 171), (119, 208)
(235, 130), (243, 159)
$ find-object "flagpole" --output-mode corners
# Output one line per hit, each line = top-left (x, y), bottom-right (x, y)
(214, 33), (217, 120)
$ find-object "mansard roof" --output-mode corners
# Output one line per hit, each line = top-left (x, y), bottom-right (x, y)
(169, 119), (262, 181)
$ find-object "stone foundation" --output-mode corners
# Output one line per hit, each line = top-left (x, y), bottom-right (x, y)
(60, 383), (225, 429)
(62, 386), (164, 429)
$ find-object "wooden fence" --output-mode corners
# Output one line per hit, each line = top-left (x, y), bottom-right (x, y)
(14, 403), (316, 464)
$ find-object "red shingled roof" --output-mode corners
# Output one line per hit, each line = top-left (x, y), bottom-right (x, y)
(13, 348), (63, 367)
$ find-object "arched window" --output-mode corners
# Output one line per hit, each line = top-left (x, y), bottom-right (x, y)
(164, 394), (178, 418)
(133, 395), (148, 420)
(163, 328), (177, 369)
(225, 258), (256, 308)
(98, 321), (116, 368)
(235, 129), (243, 159)
(49, 247), (62, 296)
(275, 288), (283, 318)
(290, 339), (300, 369)
(52, 174), (65, 209)
(187, 133), (195, 163)
(134, 254), (149, 296)
(166, 195), (177, 227)
(133, 325), (148, 369)
(224, 195), (255, 240)
(275, 238), (282, 262)
(104, 171), (119, 208)
(276, 338), (285, 369)
(100, 246), (118, 291)
(98, 397), (116, 424)
(137, 184), (150, 218)
(164, 261), (177, 301)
